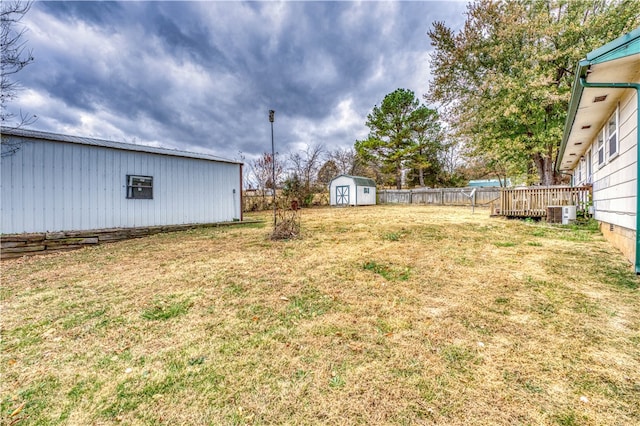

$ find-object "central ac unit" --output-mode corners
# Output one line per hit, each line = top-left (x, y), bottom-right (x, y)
(562, 205), (577, 225)
(546, 206), (562, 223)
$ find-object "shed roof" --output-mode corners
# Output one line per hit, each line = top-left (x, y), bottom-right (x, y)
(330, 174), (376, 187)
(1, 127), (242, 165)
(556, 27), (640, 171)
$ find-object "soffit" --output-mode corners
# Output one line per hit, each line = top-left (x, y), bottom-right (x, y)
(558, 53), (640, 171)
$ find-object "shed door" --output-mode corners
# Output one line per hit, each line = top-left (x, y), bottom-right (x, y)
(336, 185), (349, 205)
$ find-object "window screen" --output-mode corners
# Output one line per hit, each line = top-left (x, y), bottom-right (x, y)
(586, 149), (592, 183)
(577, 160), (582, 183)
(607, 112), (618, 158)
(127, 175), (153, 199)
(597, 132), (604, 166)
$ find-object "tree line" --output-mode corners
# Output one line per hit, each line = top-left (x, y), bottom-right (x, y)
(426, 0), (639, 185)
(249, 0), (639, 199)
(246, 87), (462, 204)
(245, 146), (367, 208)
(245, 90), (462, 206)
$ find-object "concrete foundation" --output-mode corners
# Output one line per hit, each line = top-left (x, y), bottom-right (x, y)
(599, 221), (635, 265)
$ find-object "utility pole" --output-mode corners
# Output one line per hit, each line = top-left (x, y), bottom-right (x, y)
(269, 110), (276, 227)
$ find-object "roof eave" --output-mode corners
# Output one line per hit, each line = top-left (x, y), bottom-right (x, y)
(586, 27), (640, 64)
(1, 127), (242, 165)
(556, 27), (640, 172)
(555, 60), (589, 172)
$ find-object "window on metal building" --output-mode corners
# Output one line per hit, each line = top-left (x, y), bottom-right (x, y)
(126, 175), (153, 199)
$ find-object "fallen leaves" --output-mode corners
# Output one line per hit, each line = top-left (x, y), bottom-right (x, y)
(9, 402), (25, 417)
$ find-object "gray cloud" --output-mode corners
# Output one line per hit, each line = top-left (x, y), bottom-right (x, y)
(7, 1), (467, 162)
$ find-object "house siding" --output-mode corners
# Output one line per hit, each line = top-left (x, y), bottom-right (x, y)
(1, 137), (242, 234)
(557, 29), (640, 269)
(590, 90), (638, 230)
(572, 89), (637, 262)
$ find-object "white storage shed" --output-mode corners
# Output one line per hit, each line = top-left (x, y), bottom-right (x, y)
(1, 127), (243, 234)
(329, 174), (376, 206)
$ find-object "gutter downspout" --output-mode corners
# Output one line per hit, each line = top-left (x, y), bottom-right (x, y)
(580, 78), (640, 273)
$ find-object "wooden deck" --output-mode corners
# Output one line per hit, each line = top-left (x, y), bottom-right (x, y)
(498, 186), (591, 217)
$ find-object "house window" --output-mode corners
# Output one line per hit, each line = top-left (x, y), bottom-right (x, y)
(597, 132), (605, 166)
(577, 159), (582, 183)
(586, 148), (592, 183)
(364, 187), (370, 194)
(127, 175), (153, 199)
(606, 108), (618, 159)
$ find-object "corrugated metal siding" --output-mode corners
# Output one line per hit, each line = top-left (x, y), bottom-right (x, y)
(1, 138), (241, 233)
(591, 90), (638, 230)
(1, 127), (238, 164)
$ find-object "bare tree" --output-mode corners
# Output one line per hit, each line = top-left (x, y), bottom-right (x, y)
(1, 1), (36, 158)
(317, 159), (339, 187)
(441, 138), (462, 177)
(1, 0), (35, 127)
(287, 144), (325, 192)
(328, 147), (364, 176)
(250, 152), (284, 193)
(236, 152), (255, 190)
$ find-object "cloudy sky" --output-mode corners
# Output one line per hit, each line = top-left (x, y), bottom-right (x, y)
(7, 1), (468, 162)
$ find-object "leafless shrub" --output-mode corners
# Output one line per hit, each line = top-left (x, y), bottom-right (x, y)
(270, 199), (301, 240)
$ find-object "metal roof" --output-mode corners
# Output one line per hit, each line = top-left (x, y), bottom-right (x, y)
(556, 27), (640, 171)
(330, 174), (376, 187)
(0, 127), (242, 165)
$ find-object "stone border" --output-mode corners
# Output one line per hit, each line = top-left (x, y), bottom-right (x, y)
(1, 221), (260, 260)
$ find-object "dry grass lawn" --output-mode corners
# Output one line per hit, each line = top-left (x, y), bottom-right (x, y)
(1, 205), (639, 425)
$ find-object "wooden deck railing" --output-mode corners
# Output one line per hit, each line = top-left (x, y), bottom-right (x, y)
(498, 186), (591, 217)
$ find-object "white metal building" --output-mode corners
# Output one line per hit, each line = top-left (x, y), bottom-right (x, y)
(329, 174), (376, 206)
(1, 128), (243, 234)
(556, 28), (639, 270)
